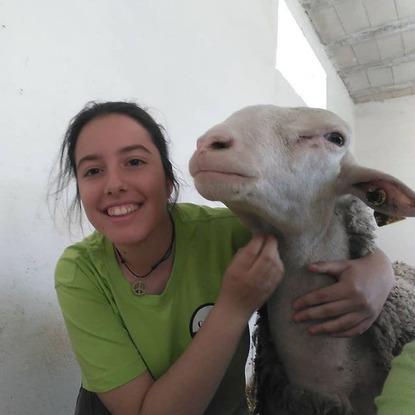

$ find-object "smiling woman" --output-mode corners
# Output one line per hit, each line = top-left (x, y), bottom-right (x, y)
(74, 114), (173, 248)
(51, 101), (395, 415)
(51, 101), (284, 415)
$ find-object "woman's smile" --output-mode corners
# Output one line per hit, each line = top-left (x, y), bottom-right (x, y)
(105, 203), (142, 217)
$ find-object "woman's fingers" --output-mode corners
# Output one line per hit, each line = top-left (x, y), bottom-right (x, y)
(219, 234), (284, 318)
(330, 318), (373, 337)
(292, 282), (348, 310)
(249, 236), (284, 295)
(307, 260), (349, 277)
(251, 235), (284, 275)
(293, 299), (356, 322)
(292, 261), (351, 310)
(233, 234), (266, 269)
(306, 312), (371, 336)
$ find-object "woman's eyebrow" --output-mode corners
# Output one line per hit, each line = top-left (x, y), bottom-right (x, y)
(76, 145), (151, 170)
(119, 144), (151, 155)
(76, 154), (100, 170)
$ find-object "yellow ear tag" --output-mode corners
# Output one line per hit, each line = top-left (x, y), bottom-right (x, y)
(366, 188), (387, 206)
(373, 211), (406, 227)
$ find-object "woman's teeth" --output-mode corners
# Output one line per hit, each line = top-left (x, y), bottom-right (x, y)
(107, 204), (140, 217)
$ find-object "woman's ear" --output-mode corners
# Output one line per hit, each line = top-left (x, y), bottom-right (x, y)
(337, 152), (415, 218)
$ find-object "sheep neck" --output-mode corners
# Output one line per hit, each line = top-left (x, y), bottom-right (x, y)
(229, 196), (338, 263)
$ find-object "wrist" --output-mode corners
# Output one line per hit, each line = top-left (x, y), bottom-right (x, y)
(370, 248), (395, 286)
(214, 295), (254, 326)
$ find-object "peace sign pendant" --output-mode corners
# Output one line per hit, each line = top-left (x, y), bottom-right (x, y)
(132, 280), (146, 296)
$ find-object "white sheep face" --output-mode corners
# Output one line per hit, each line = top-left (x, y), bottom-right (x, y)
(189, 105), (351, 230)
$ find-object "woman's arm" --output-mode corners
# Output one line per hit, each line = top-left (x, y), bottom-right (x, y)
(291, 248), (394, 336)
(99, 234), (284, 415)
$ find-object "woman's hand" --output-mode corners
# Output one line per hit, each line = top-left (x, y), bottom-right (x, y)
(218, 234), (284, 320)
(292, 249), (395, 337)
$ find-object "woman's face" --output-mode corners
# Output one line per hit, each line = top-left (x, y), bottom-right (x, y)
(74, 114), (172, 246)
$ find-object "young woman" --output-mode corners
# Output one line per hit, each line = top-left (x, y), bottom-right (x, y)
(53, 101), (395, 415)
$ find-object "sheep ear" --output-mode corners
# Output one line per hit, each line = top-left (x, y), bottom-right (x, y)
(338, 153), (415, 223)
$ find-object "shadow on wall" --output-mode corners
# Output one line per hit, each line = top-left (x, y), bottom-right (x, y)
(0, 276), (80, 415)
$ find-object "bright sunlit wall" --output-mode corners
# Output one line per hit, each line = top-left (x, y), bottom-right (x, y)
(1, 1), (357, 413)
(276, 0), (327, 109)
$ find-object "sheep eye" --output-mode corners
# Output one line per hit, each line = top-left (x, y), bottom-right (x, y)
(325, 132), (345, 147)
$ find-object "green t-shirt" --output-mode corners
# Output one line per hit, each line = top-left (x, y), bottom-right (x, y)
(375, 341), (415, 415)
(55, 203), (252, 413)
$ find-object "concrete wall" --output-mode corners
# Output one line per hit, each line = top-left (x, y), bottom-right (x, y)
(1, 1), (353, 413)
(355, 95), (415, 266)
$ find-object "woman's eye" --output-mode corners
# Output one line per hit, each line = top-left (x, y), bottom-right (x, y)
(128, 158), (143, 167)
(84, 168), (101, 177)
(325, 132), (345, 147)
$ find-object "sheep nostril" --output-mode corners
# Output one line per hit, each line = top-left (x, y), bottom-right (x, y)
(210, 138), (232, 150)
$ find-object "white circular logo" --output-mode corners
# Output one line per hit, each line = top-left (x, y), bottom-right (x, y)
(190, 304), (214, 337)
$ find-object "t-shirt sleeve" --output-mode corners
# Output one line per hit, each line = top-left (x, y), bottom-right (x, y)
(55, 249), (147, 393)
(375, 341), (415, 415)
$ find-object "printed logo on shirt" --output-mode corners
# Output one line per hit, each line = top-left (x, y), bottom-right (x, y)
(189, 303), (214, 337)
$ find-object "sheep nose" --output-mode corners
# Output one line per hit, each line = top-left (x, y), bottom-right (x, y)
(197, 135), (233, 152)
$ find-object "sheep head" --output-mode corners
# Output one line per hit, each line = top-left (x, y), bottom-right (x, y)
(189, 105), (415, 234)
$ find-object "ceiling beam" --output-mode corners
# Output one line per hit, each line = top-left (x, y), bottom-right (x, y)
(326, 17), (415, 49)
(351, 79), (415, 99)
(353, 88), (414, 103)
(298, 0), (336, 11)
(338, 51), (415, 76)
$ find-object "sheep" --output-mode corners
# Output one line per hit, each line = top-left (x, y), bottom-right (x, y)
(189, 105), (415, 415)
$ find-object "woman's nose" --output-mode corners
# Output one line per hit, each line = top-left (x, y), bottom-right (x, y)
(105, 170), (127, 195)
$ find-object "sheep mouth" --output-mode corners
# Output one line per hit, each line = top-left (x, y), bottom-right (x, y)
(193, 169), (253, 180)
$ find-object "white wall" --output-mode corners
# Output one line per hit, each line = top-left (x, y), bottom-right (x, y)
(0, 1), (353, 414)
(284, 0), (355, 134)
(355, 95), (415, 266)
